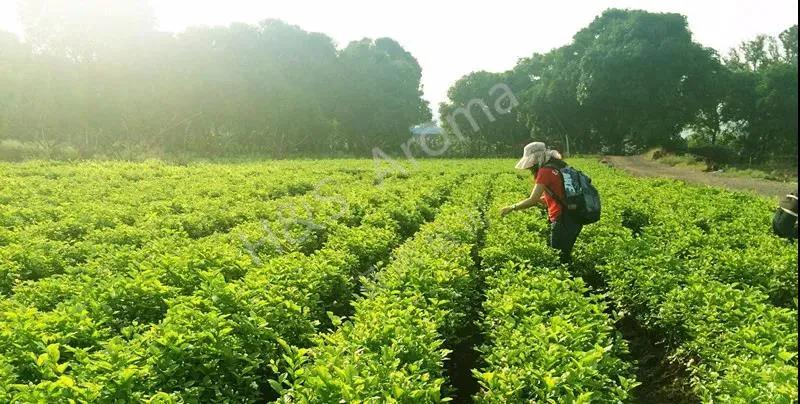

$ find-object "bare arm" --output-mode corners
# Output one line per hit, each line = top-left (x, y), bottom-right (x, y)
(500, 183), (548, 217)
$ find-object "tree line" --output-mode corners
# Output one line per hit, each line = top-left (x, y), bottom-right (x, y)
(439, 9), (798, 164)
(0, 0), (430, 159)
(1, 4), (796, 163)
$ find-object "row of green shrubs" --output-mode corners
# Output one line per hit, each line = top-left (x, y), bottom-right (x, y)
(573, 159), (798, 402)
(0, 163), (458, 401)
(0, 159), (456, 297)
(0, 166), (381, 295)
(473, 173), (638, 402)
(276, 175), (491, 402)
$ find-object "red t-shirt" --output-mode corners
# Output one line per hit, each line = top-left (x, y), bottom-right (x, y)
(536, 167), (565, 222)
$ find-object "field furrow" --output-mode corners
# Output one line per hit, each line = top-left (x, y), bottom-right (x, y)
(276, 174), (491, 402)
(572, 161), (798, 402)
(472, 173), (638, 402)
(0, 166), (457, 401)
(0, 158), (796, 403)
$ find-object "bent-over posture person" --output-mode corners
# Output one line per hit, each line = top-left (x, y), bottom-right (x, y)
(773, 191), (798, 241)
(500, 142), (582, 263)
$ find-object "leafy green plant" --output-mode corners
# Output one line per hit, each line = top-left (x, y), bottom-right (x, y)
(474, 173), (637, 402)
(572, 159), (798, 401)
(1, 158), (796, 402)
(280, 175), (490, 402)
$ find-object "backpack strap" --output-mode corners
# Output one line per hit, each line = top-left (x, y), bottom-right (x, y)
(543, 185), (567, 208)
(780, 207), (798, 218)
(540, 164), (568, 209)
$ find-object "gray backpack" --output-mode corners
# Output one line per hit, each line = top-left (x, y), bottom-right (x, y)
(545, 165), (601, 225)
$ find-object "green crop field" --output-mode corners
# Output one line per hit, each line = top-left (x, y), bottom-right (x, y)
(0, 159), (797, 403)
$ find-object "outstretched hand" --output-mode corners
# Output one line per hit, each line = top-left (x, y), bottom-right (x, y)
(499, 206), (514, 217)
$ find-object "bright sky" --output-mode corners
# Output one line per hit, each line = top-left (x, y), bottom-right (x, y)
(1, 0), (797, 111)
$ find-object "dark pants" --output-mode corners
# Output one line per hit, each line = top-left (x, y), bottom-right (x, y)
(550, 213), (583, 264)
(772, 208), (797, 241)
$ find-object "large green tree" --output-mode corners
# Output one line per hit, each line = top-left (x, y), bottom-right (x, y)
(336, 38), (431, 153)
(441, 8), (725, 156)
(2, 3), (431, 158)
(514, 47), (590, 154)
(18, 0), (156, 60)
(439, 70), (528, 156)
(710, 25), (798, 162)
(573, 9), (722, 153)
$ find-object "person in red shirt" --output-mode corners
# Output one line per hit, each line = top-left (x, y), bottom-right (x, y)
(500, 141), (583, 264)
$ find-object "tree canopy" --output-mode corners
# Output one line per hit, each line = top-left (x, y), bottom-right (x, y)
(0, 0), (430, 158)
(1, 5), (796, 163)
(439, 9), (797, 163)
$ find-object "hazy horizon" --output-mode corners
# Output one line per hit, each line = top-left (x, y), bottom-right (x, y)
(1, 0), (797, 114)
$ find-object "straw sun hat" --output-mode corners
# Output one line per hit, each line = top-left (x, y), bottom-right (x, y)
(514, 142), (561, 169)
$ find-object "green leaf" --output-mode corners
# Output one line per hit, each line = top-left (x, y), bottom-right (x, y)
(46, 344), (60, 363)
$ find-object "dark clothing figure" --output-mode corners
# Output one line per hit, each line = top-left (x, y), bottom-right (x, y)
(550, 212), (583, 263)
(773, 192), (798, 241)
(534, 159), (583, 263)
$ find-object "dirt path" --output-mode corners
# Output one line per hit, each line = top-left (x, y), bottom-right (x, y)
(607, 155), (797, 198)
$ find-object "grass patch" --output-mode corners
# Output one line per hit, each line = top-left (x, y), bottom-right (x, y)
(646, 148), (797, 183)
(719, 167), (797, 183)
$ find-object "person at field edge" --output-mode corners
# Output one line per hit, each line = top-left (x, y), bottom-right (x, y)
(772, 191), (798, 241)
(500, 141), (582, 264)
